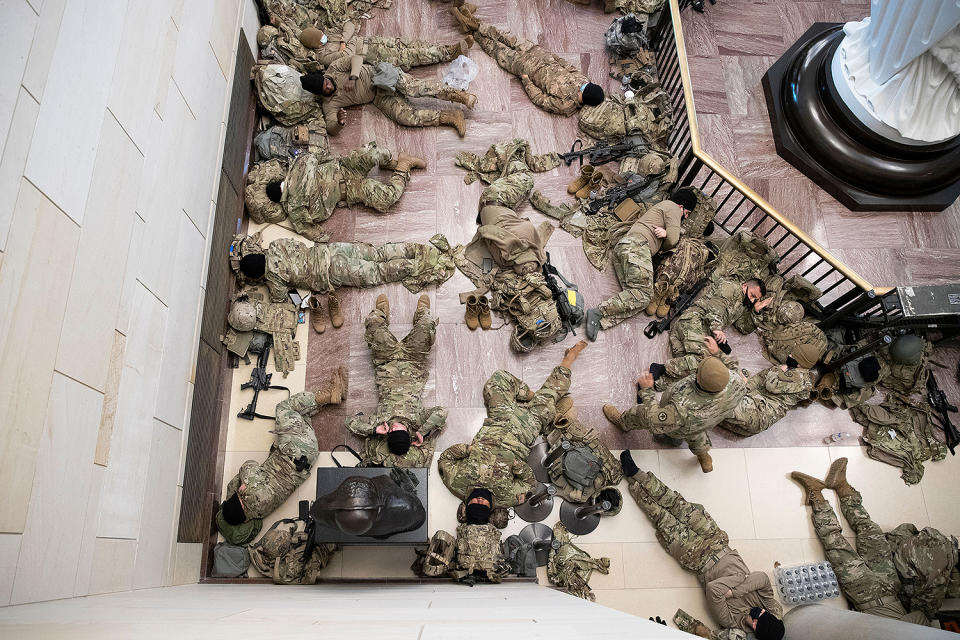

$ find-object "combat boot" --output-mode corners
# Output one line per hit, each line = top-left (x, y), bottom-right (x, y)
(438, 87), (477, 109)
(376, 293), (390, 324)
(555, 394), (575, 418)
(417, 294), (431, 313)
(696, 451), (713, 473)
(602, 404), (625, 430)
(389, 152), (428, 173)
(440, 110), (466, 137)
(692, 623), (712, 639)
(645, 291), (663, 316)
(308, 294), (326, 334)
(790, 471), (827, 505)
(575, 170), (604, 199)
(464, 295), (480, 330)
(315, 366), (349, 405)
(825, 457), (856, 498)
(657, 287), (676, 318)
(476, 296), (492, 330)
(328, 292), (344, 329)
(450, 36), (474, 57)
(567, 165), (595, 194)
(451, 6), (479, 32)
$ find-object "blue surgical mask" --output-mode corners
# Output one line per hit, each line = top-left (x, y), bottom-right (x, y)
(580, 83), (588, 92)
(320, 33), (328, 45)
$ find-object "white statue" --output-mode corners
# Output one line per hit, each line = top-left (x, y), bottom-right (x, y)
(831, 0), (960, 143)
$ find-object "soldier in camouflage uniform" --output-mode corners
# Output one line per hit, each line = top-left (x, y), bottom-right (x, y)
(217, 371), (347, 545)
(302, 58), (475, 137)
(604, 356), (746, 473)
(720, 342), (821, 437)
(261, 0), (390, 32)
(253, 63), (326, 126)
(751, 300), (828, 369)
(245, 143), (426, 242)
(451, 4), (605, 116)
(577, 84), (673, 150)
(233, 232), (455, 303)
(547, 522), (611, 601)
(792, 457), (954, 627)
(438, 341), (588, 506)
(345, 295), (446, 468)
(619, 451), (785, 639)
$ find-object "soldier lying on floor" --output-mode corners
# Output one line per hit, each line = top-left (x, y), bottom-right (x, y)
(245, 143), (426, 242)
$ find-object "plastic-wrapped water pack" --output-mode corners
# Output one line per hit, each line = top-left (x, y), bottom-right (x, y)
(443, 55), (479, 90)
(775, 562), (841, 605)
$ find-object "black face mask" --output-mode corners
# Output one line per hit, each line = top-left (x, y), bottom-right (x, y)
(464, 503), (492, 525)
(786, 356), (799, 369)
(749, 607), (763, 620)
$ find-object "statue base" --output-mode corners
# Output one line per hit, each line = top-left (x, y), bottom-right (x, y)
(762, 23), (960, 211)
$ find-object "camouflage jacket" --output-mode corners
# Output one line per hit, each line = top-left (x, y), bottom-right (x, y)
(281, 150), (344, 239)
(438, 442), (536, 507)
(887, 523), (960, 618)
(633, 371), (746, 439)
(878, 342), (932, 396)
(577, 87), (672, 149)
(709, 231), (778, 287)
(453, 139), (560, 186)
(346, 407), (447, 468)
(673, 609), (746, 640)
(544, 413), (623, 503)
(518, 58), (587, 116)
(252, 63), (323, 126)
(224, 392), (320, 519)
(450, 523), (507, 582)
(245, 159), (289, 226)
(262, 0), (391, 32)
(690, 278), (749, 333)
(248, 518), (338, 584)
(722, 366), (813, 436)
(547, 522), (610, 601)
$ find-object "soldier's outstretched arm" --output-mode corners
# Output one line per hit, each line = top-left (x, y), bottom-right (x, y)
(510, 460), (537, 500)
(622, 388), (677, 435)
(345, 412), (376, 436)
(419, 406), (448, 437)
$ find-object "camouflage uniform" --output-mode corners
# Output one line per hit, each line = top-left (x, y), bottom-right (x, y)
(650, 188), (716, 306)
(438, 366), (571, 506)
(249, 234), (455, 301)
(611, 0), (666, 14)
(345, 303), (446, 468)
(673, 609), (746, 640)
(627, 470), (781, 635)
(448, 523), (509, 583)
(320, 59), (468, 135)
(221, 392), (323, 525)
(261, 0), (390, 32)
(596, 200), (684, 329)
(246, 144), (413, 242)
(547, 522), (611, 601)
(248, 518), (338, 584)
(577, 86), (672, 149)
(307, 20), (461, 71)
(808, 490), (933, 625)
(886, 523), (960, 619)
(877, 341), (932, 395)
(473, 22), (589, 116)
(252, 63), (324, 126)
(543, 409), (623, 503)
(721, 365), (814, 437)
(664, 279), (747, 377)
(622, 370), (746, 457)
(454, 139), (560, 187)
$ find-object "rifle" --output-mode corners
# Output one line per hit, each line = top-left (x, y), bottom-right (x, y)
(559, 135), (650, 168)
(298, 499), (317, 579)
(644, 278), (708, 339)
(237, 333), (290, 420)
(926, 372), (960, 455)
(587, 172), (658, 215)
(542, 253), (583, 338)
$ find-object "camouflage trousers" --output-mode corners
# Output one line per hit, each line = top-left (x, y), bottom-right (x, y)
(327, 240), (448, 292)
(627, 471), (729, 575)
(622, 398), (713, 455)
(373, 72), (455, 128)
(475, 23), (568, 78)
(365, 304), (435, 368)
(811, 491), (903, 610)
(664, 310), (710, 378)
(597, 235), (654, 329)
(652, 237), (711, 302)
(480, 172), (534, 210)
(338, 143), (409, 213)
(674, 609), (746, 640)
(365, 37), (457, 71)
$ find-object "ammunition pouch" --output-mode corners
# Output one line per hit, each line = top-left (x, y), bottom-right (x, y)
(412, 530), (457, 577)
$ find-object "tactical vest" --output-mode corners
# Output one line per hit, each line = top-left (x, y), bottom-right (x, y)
(578, 92), (664, 145)
(491, 271), (563, 353)
(450, 523), (507, 583)
(411, 530), (457, 577)
(220, 293), (301, 375)
(247, 518), (338, 584)
(544, 415), (623, 504)
(547, 522), (611, 601)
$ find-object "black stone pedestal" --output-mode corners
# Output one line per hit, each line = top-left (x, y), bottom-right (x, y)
(762, 23), (960, 212)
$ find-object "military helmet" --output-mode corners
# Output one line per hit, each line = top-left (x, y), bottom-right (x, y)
(637, 152), (664, 176)
(776, 300), (804, 325)
(299, 27), (325, 49)
(595, 486), (623, 517)
(490, 507), (510, 529)
(696, 357), (729, 393)
(228, 298), (258, 332)
(889, 334), (926, 365)
(256, 25), (278, 47)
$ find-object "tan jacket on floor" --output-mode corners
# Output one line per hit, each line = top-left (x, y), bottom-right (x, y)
(623, 199), (683, 255)
(701, 549), (782, 635)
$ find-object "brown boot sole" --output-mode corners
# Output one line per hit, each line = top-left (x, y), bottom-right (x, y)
(824, 457), (848, 490)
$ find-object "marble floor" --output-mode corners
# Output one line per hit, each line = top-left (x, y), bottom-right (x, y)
(220, 0), (960, 631)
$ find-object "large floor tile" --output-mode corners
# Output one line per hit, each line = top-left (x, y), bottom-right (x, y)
(919, 453), (960, 536)
(19, 0), (67, 103)
(593, 586), (714, 628)
(622, 542), (699, 589)
(744, 447), (835, 539)
(574, 542), (625, 590)
(340, 546), (418, 578)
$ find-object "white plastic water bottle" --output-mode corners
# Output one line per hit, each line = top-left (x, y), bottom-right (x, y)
(823, 432), (850, 444)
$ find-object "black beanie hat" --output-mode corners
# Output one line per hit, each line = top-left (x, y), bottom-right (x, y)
(581, 83), (604, 106)
(239, 253), (266, 279)
(386, 429), (411, 455)
(669, 187), (698, 211)
(266, 180), (283, 203)
(221, 493), (246, 526)
(468, 487), (493, 504)
(300, 71), (332, 96)
(859, 356), (881, 382)
(754, 612), (785, 640)
(465, 503), (492, 525)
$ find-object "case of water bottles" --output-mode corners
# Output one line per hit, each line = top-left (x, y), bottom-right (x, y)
(775, 561), (841, 605)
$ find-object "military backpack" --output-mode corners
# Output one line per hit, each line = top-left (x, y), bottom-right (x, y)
(247, 518), (338, 584)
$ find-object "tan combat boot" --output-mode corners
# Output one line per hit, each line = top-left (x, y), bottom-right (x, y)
(657, 287), (676, 318)
(692, 623), (712, 639)
(645, 291), (662, 317)
(464, 295), (480, 330)
(575, 170), (604, 199)
(451, 6), (479, 32)
(328, 292), (344, 329)
(696, 451), (713, 473)
(567, 165), (595, 194)
(825, 457), (856, 498)
(603, 0), (617, 12)
(308, 294), (326, 334)
(791, 471), (827, 505)
(440, 110), (466, 137)
(417, 294), (431, 313)
(438, 87), (477, 109)
(602, 404), (625, 430)
(315, 366), (349, 405)
(389, 152), (428, 173)
(476, 296), (492, 330)
(555, 394), (576, 419)
(376, 293), (390, 324)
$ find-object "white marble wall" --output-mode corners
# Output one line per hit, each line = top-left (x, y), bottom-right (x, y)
(0, 0), (261, 605)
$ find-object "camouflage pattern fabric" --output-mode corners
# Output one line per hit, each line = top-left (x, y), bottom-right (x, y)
(474, 22), (588, 116)
(222, 392), (322, 521)
(220, 295), (301, 375)
(253, 63), (324, 126)
(246, 159), (289, 226)
(544, 407), (623, 503)
(252, 234), (455, 301)
(364, 36), (458, 70)
(611, 0), (666, 14)
(438, 367), (571, 506)
(547, 522), (610, 601)
(622, 371), (746, 455)
(708, 231), (778, 287)
(850, 393), (947, 485)
(449, 523), (508, 582)
(345, 303), (446, 468)
(261, 0), (393, 32)
(673, 609), (747, 640)
(651, 237), (712, 304)
(596, 234), (654, 329)
(721, 365), (814, 437)
(577, 84), (672, 149)
(412, 529), (457, 577)
(454, 139), (560, 186)
(248, 518), (338, 584)
(877, 341), (932, 396)
(258, 24), (325, 73)
(666, 278), (747, 366)
(887, 523), (960, 619)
